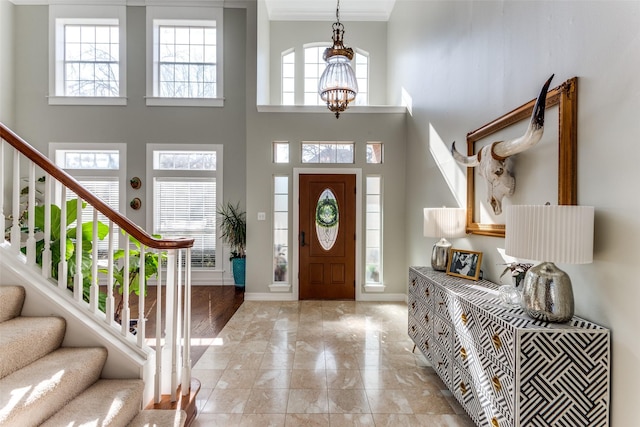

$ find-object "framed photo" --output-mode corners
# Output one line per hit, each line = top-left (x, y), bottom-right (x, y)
(446, 249), (483, 281)
(464, 77), (578, 237)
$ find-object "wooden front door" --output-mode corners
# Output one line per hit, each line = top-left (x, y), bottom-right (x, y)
(299, 174), (356, 300)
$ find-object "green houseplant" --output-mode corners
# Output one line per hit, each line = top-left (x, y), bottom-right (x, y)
(217, 201), (246, 287)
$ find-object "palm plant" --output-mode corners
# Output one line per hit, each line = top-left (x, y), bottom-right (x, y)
(217, 201), (246, 259)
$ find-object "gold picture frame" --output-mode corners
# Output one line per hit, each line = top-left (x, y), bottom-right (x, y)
(465, 77), (578, 237)
(446, 249), (483, 281)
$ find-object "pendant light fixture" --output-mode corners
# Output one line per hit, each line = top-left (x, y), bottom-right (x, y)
(318, 0), (358, 119)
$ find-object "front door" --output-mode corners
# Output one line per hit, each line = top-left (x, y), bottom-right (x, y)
(299, 174), (356, 300)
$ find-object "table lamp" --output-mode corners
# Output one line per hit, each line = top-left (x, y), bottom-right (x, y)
(505, 205), (594, 322)
(423, 208), (466, 271)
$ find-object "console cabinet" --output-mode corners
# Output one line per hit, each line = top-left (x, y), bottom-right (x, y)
(408, 267), (610, 427)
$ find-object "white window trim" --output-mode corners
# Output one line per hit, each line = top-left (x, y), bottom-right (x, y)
(48, 142), (127, 215)
(145, 6), (224, 107)
(281, 48), (295, 106)
(355, 48), (370, 106)
(48, 5), (127, 106)
(146, 144), (224, 275)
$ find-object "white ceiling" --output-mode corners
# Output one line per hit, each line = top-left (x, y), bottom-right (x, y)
(263, 0), (397, 22)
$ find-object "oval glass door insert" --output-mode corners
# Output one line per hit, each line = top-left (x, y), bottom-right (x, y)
(315, 189), (339, 251)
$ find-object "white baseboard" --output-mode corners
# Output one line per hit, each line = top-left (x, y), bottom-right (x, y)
(244, 292), (297, 301)
(243, 292), (407, 302)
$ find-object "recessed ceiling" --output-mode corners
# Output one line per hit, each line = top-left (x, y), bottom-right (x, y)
(264, 0), (397, 22)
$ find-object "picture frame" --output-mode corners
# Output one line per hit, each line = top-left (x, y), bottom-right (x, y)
(464, 77), (578, 237)
(446, 249), (483, 281)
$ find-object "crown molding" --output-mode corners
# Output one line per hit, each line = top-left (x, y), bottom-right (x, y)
(8, 0), (249, 6)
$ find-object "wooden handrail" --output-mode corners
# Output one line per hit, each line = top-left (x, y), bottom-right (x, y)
(1, 123), (194, 250)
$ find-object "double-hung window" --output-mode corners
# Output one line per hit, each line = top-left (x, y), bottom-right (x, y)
(49, 5), (127, 105)
(146, 7), (224, 107)
(147, 145), (222, 269)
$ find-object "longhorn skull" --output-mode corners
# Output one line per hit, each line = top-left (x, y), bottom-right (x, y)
(451, 75), (554, 215)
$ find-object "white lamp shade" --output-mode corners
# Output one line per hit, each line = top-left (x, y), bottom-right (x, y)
(423, 208), (466, 238)
(505, 205), (594, 264)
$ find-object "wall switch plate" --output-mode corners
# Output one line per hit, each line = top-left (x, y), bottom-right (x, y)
(257, 212), (266, 221)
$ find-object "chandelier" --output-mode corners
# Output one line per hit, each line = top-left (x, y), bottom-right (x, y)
(318, 0), (358, 119)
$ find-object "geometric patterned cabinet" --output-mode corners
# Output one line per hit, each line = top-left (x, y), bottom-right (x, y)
(408, 267), (610, 427)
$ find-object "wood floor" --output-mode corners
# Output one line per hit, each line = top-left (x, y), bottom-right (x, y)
(129, 285), (245, 365)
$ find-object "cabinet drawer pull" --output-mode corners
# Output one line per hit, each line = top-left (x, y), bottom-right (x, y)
(424, 340), (429, 349)
(438, 301), (445, 306)
(459, 382), (467, 394)
(461, 312), (468, 325)
(437, 361), (444, 367)
(425, 288), (430, 298)
(411, 325), (416, 332)
(438, 331), (445, 336)
(491, 417), (500, 427)
(460, 347), (467, 360)
(424, 313), (429, 323)
(411, 301), (416, 310)
(492, 376), (502, 392)
(492, 334), (502, 349)
(412, 278), (416, 287)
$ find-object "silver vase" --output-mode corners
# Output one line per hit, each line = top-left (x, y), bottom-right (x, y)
(520, 262), (574, 323)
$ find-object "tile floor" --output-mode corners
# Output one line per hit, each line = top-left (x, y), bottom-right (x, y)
(191, 300), (475, 427)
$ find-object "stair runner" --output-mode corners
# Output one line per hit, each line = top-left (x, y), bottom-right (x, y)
(0, 285), (186, 426)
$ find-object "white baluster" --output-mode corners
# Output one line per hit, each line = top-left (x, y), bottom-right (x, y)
(105, 220), (115, 325)
(26, 162), (36, 265)
(90, 209), (99, 313)
(74, 197), (83, 302)
(137, 244), (146, 347)
(0, 142), (4, 234)
(170, 249), (179, 401)
(58, 187), (67, 290)
(154, 249), (163, 403)
(182, 248), (192, 396)
(41, 176), (52, 279)
(10, 150), (20, 252)
(121, 242), (130, 336)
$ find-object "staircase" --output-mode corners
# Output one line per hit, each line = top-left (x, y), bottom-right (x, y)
(0, 285), (186, 426)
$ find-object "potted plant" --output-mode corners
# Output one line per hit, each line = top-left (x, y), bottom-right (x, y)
(217, 201), (246, 287)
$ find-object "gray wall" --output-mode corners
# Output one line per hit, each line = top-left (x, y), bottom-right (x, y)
(13, 5), (247, 228)
(245, 111), (406, 297)
(268, 21), (388, 105)
(0, 0), (15, 127)
(388, 1), (640, 425)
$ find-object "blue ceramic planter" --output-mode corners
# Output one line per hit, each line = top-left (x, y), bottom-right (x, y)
(232, 258), (246, 287)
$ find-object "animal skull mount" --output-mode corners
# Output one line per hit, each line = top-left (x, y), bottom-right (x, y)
(451, 74), (554, 215)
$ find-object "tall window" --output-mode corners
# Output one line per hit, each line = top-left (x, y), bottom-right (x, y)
(63, 24), (119, 97)
(303, 45), (328, 105)
(281, 50), (295, 105)
(157, 25), (216, 98)
(148, 145), (222, 269)
(355, 51), (369, 106)
(273, 176), (289, 283)
(49, 5), (127, 105)
(366, 176), (382, 284)
(146, 7), (223, 106)
(51, 143), (126, 255)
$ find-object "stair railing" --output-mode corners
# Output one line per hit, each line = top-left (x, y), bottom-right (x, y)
(0, 123), (193, 404)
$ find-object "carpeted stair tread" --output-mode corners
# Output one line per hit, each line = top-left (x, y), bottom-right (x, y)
(0, 316), (65, 379)
(127, 409), (187, 427)
(0, 286), (25, 323)
(41, 379), (145, 427)
(0, 346), (107, 426)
